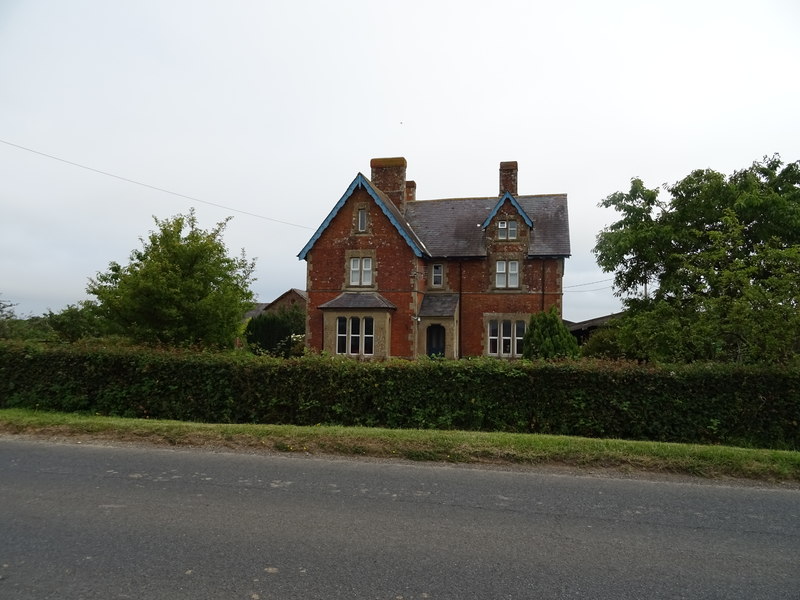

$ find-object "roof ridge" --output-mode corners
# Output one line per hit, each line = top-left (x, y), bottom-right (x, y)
(408, 193), (568, 203)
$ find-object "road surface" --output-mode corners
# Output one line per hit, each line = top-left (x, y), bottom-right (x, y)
(1, 437), (798, 599)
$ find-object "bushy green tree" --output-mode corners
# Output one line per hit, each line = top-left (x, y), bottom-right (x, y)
(593, 155), (800, 363)
(245, 305), (305, 357)
(0, 295), (54, 340)
(46, 301), (113, 342)
(522, 306), (579, 360)
(87, 209), (256, 348)
(0, 295), (15, 338)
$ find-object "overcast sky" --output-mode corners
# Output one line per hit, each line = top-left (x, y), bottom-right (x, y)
(1, 0), (798, 322)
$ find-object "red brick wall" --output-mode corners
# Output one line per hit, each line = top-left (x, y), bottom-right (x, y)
(304, 186), (564, 359)
(265, 290), (306, 313)
(305, 186), (419, 357)
(441, 257), (563, 357)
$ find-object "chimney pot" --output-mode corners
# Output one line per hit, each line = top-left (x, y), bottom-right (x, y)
(405, 180), (416, 204)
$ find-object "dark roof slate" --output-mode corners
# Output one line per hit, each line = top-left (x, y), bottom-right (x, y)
(318, 292), (397, 310)
(298, 167), (570, 261)
(405, 194), (570, 258)
(243, 303), (269, 320)
(419, 294), (459, 317)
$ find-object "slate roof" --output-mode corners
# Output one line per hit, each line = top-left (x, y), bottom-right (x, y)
(318, 292), (397, 310)
(264, 288), (308, 309)
(243, 303), (269, 320)
(298, 172), (570, 260)
(405, 194), (570, 258)
(419, 294), (459, 318)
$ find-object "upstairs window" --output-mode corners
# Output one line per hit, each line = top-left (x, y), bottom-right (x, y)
(349, 257), (373, 286)
(497, 220), (517, 240)
(507, 220), (518, 239)
(498, 220), (518, 241)
(357, 207), (368, 232)
(495, 260), (519, 288)
(432, 264), (443, 287)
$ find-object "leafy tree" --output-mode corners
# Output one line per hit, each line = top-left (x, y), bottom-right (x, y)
(0, 295), (54, 340)
(245, 304), (305, 357)
(522, 306), (579, 360)
(593, 155), (800, 363)
(47, 301), (113, 342)
(0, 295), (15, 338)
(87, 209), (256, 348)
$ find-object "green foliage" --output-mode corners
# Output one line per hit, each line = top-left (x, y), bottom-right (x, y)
(2, 342), (798, 450)
(579, 322), (626, 360)
(244, 305), (305, 357)
(46, 301), (113, 342)
(87, 209), (256, 348)
(593, 155), (800, 364)
(0, 295), (17, 338)
(0, 296), (55, 341)
(522, 307), (579, 360)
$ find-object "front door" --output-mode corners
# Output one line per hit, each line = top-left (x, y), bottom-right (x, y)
(426, 324), (446, 357)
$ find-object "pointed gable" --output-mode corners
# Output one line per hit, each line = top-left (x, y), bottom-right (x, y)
(480, 192), (534, 230)
(297, 173), (428, 260)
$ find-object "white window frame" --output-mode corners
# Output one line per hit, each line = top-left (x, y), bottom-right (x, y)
(508, 260), (519, 288)
(496, 259), (519, 288)
(498, 220), (508, 240)
(507, 220), (518, 240)
(357, 207), (368, 232)
(487, 318), (527, 358)
(349, 257), (373, 286)
(496, 260), (507, 288)
(336, 316), (374, 356)
(432, 263), (443, 287)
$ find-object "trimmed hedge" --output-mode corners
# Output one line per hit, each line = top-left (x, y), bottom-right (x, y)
(1, 341), (798, 449)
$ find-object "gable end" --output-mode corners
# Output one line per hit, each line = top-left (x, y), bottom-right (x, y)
(481, 192), (534, 230)
(298, 173), (427, 260)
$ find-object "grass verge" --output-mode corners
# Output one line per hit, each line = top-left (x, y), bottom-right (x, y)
(1, 408), (798, 483)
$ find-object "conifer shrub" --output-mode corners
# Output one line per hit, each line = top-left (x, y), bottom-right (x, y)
(522, 307), (580, 359)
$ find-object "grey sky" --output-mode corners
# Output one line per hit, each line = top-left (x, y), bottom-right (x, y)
(1, 0), (798, 322)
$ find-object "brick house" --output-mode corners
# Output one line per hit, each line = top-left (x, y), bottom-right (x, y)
(298, 158), (570, 359)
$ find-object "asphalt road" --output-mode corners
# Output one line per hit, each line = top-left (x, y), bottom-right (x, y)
(1, 437), (798, 599)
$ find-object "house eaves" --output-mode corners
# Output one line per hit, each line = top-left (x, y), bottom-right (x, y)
(480, 192), (534, 229)
(297, 173), (428, 260)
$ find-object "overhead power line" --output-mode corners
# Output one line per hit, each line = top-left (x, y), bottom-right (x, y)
(0, 138), (314, 230)
(563, 286), (614, 293)
(563, 278), (613, 289)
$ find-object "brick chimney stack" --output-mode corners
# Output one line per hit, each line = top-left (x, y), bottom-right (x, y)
(405, 180), (416, 205)
(370, 157), (407, 210)
(499, 161), (518, 196)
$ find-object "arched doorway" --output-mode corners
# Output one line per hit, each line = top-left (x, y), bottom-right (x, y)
(426, 324), (446, 357)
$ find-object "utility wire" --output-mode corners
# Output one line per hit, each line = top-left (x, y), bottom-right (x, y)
(0, 138), (314, 230)
(563, 278), (613, 289)
(564, 286), (614, 293)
